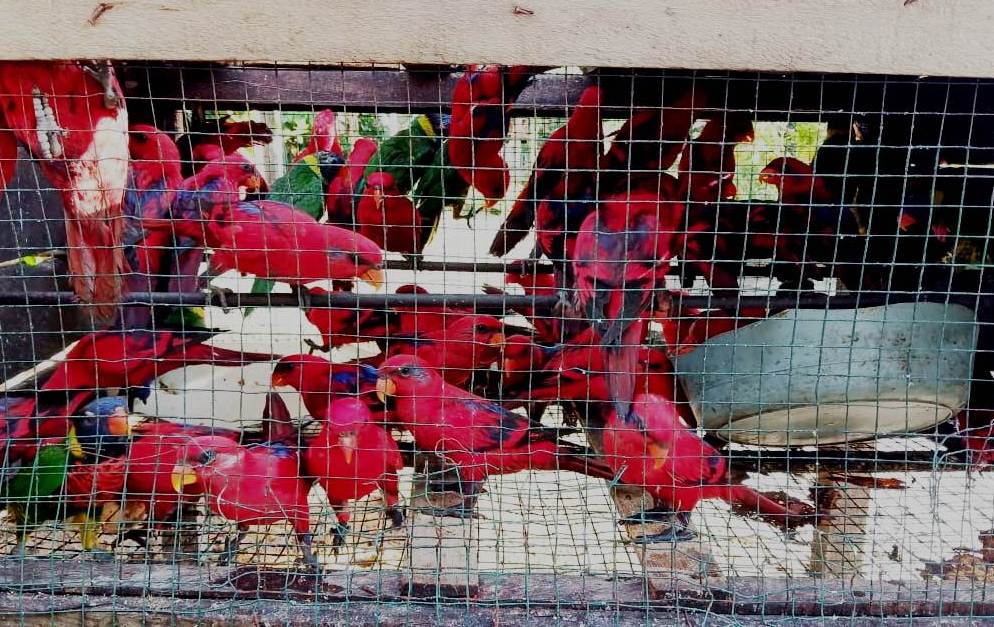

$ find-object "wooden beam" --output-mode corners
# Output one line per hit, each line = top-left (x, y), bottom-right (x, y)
(0, 1), (993, 77)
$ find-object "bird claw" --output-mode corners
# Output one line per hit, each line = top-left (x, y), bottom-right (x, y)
(417, 502), (479, 520)
(304, 338), (330, 354)
(618, 507), (679, 526)
(207, 286), (236, 313)
(83, 549), (117, 563)
(330, 523), (349, 553)
(386, 506), (406, 529)
(82, 61), (122, 109)
(629, 526), (698, 545)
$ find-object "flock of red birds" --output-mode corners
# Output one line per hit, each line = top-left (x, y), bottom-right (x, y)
(0, 61), (987, 566)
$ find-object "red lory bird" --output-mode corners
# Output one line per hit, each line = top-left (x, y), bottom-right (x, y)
(678, 115), (754, 204)
(120, 124), (187, 328)
(171, 435), (317, 567)
(301, 397), (405, 548)
(384, 314), (506, 387)
(449, 65), (537, 206)
(304, 287), (393, 352)
(376, 356), (614, 516)
(271, 354), (382, 419)
(167, 166), (385, 289)
(355, 171), (423, 255)
(490, 84), (603, 257)
(294, 109), (342, 163)
(0, 61), (129, 321)
(326, 137), (378, 225)
(601, 88), (707, 194)
(573, 192), (685, 418)
(180, 114), (272, 176)
(601, 394), (819, 542)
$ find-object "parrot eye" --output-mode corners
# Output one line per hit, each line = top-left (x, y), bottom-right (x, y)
(133, 132), (147, 142)
(198, 450), (217, 465)
(398, 366), (413, 377)
(240, 163), (253, 172)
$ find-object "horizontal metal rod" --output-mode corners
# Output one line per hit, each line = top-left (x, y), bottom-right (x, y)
(0, 290), (978, 311)
(387, 258), (553, 273)
(726, 448), (965, 474)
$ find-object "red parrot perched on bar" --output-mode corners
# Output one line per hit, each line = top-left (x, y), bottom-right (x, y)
(376, 356), (614, 515)
(164, 165), (385, 290)
(384, 314), (506, 387)
(301, 397), (405, 547)
(326, 137), (377, 225)
(390, 284), (473, 337)
(303, 287), (393, 352)
(449, 65), (537, 206)
(0, 61), (129, 321)
(489, 85), (604, 257)
(171, 435), (317, 567)
(355, 171), (423, 255)
(602, 394), (819, 542)
(573, 192), (684, 417)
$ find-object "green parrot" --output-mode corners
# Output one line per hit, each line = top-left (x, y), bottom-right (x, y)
(357, 113), (448, 197)
(412, 139), (472, 245)
(2, 437), (83, 556)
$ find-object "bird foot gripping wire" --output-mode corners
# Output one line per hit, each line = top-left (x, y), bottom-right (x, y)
(329, 523), (349, 554)
(206, 286), (237, 313)
(81, 60), (122, 109)
(304, 338), (330, 355)
(385, 506), (406, 530)
(620, 508), (697, 544)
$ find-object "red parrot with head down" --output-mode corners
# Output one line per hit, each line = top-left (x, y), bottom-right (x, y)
(448, 65), (537, 207)
(601, 394), (819, 542)
(0, 61), (129, 321)
(573, 192), (685, 418)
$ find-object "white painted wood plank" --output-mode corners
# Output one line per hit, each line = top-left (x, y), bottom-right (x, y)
(0, 1), (991, 77)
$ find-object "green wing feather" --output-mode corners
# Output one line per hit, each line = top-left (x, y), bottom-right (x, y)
(2, 443), (71, 532)
(358, 115), (442, 195)
(412, 140), (471, 242)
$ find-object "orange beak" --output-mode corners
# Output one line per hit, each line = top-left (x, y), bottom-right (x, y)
(371, 186), (385, 211)
(338, 432), (358, 464)
(376, 377), (397, 402)
(271, 371), (287, 388)
(647, 442), (670, 471)
(107, 408), (132, 438)
(359, 268), (384, 290)
(757, 170), (775, 185)
(488, 333), (505, 347)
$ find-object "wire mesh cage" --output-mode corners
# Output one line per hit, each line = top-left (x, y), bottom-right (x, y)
(0, 60), (993, 623)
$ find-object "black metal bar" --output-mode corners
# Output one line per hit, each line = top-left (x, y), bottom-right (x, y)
(383, 258), (554, 274)
(726, 448), (965, 474)
(0, 290), (977, 311)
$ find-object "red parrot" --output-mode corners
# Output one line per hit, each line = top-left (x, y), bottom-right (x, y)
(171, 435), (317, 567)
(376, 356), (614, 514)
(355, 171), (423, 255)
(304, 287), (393, 352)
(678, 115), (754, 204)
(490, 85), (603, 257)
(507, 341), (679, 408)
(326, 137), (378, 225)
(295, 109), (342, 163)
(0, 61), (129, 320)
(167, 166), (384, 289)
(390, 284), (472, 337)
(0, 329), (276, 462)
(385, 314), (506, 387)
(601, 88), (707, 192)
(120, 124), (186, 328)
(499, 334), (561, 391)
(602, 394), (818, 541)
(205, 197), (384, 288)
(758, 156), (835, 205)
(182, 115), (272, 175)
(301, 397), (405, 547)
(448, 65), (536, 206)
(271, 354), (382, 419)
(573, 192), (685, 417)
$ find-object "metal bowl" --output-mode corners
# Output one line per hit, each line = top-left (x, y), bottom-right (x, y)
(671, 302), (977, 446)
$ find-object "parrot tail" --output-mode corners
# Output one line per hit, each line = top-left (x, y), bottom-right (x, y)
(489, 196), (535, 257)
(66, 215), (125, 324)
(726, 484), (820, 531)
